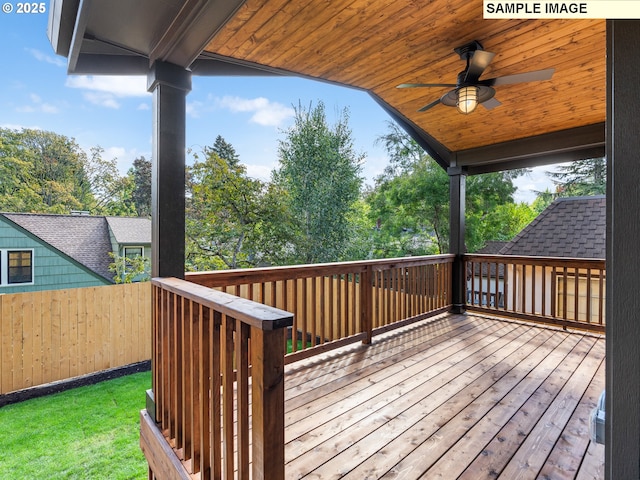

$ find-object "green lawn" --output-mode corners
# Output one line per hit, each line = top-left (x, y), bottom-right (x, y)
(0, 371), (151, 480)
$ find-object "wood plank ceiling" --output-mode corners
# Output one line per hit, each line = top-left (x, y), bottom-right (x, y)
(203, 0), (606, 169)
(50, 0), (606, 172)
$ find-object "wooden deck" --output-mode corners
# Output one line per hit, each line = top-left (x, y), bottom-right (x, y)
(283, 312), (605, 479)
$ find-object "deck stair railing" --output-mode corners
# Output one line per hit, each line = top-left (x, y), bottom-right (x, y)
(140, 277), (293, 480)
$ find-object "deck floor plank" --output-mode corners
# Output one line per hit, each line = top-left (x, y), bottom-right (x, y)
(538, 358), (606, 480)
(287, 322), (535, 478)
(377, 329), (585, 479)
(281, 313), (604, 480)
(285, 319), (515, 440)
(451, 336), (602, 479)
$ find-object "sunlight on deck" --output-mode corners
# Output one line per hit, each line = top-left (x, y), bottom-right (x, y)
(283, 313), (605, 479)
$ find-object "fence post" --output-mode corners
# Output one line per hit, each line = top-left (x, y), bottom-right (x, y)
(361, 265), (373, 344)
(251, 326), (287, 480)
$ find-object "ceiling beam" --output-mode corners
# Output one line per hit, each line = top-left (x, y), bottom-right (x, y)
(369, 92), (452, 170)
(459, 123), (606, 174)
(149, 0), (247, 68)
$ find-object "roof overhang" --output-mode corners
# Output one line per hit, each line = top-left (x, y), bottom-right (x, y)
(48, 0), (606, 173)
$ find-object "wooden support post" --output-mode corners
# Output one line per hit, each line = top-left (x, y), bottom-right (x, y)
(147, 61), (191, 280)
(606, 20), (640, 480)
(251, 326), (286, 480)
(448, 165), (466, 314)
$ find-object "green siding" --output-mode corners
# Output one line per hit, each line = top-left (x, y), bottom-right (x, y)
(0, 219), (110, 293)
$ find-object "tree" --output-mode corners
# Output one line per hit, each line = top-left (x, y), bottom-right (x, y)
(367, 122), (529, 255)
(273, 101), (364, 264)
(548, 157), (606, 197)
(186, 142), (288, 270)
(130, 156), (151, 217)
(82, 146), (136, 215)
(211, 135), (240, 167)
(108, 252), (151, 283)
(0, 128), (95, 213)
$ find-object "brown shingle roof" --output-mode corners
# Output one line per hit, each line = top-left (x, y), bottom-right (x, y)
(499, 196), (606, 259)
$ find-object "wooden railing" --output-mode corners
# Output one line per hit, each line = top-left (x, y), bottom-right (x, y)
(187, 255), (453, 361)
(464, 254), (606, 332)
(140, 277), (293, 480)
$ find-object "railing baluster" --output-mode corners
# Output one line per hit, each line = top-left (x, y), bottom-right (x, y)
(235, 319), (250, 479)
(182, 299), (192, 468)
(221, 314), (234, 479)
(211, 310), (222, 480)
(190, 300), (200, 473)
(462, 254), (604, 332)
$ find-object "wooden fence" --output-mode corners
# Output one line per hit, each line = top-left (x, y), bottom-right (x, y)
(0, 282), (152, 395)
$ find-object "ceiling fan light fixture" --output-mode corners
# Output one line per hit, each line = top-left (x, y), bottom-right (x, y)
(457, 86), (479, 114)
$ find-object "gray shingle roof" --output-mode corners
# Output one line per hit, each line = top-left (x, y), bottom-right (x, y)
(3, 213), (114, 281)
(105, 216), (151, 244)
(499, 195), (606, 258)
(476, 241), (509, 254)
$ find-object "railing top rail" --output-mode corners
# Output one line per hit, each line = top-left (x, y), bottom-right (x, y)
(464, 254), (605, 268)
(186, 254), (455, 286)
(153, 277), (293, 331)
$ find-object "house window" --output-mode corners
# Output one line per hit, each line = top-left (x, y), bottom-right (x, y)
(1, 249), (34, 285)
(124, 246), (144, 259)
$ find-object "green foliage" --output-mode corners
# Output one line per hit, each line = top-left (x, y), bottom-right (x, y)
(273, 101), (364, 264)
(548, 157), (606, 197)
(367, 122), (529, 255)
(0, 372), (150, 479)
(0, 128), (95, 213)
(130, 156), (151, 217)
(186, 146), (288, 270)
(108, 252), (150, 283)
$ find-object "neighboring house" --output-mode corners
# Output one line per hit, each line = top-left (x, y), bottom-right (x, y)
(468, 195), (606, 318)
(0, 213), (151, 293)
(105, 216), (152, 282)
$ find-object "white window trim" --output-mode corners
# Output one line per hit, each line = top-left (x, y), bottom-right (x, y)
(123, 246), (145, 258)
(0, 248), (35, 287)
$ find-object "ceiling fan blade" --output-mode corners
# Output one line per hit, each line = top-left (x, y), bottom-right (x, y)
(482, 68), (555, 86)
(481, 97), (502, 110)
(397, 83), (457, 88)
(418, 98), (441, 112)
(464, 50), (495, 82)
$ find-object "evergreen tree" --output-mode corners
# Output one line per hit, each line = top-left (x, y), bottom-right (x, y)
(548, 157), (606, 197)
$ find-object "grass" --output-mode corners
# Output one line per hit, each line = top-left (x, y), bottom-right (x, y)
(286, 339), (312, 353)
(0, 371), (151, 480)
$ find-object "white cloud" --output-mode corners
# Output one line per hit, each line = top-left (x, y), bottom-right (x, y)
(66, 75), (149, 109)
(16, 93), (60, 114)
(244, 163), (274, 181)
(26, 48), (66, 67)
(137, 102), (150, 111)
(83, 92), (120, 109)
(66, 75), (148, 96)
(215, 96), (294, 127)
(513, 165), (555, 204)
(186, 100), (204, 118)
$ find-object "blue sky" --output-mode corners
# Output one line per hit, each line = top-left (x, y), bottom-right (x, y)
(1, 9), (553, 202)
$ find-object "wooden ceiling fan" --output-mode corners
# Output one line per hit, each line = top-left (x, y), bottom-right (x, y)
(397, 40), (554, 114)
